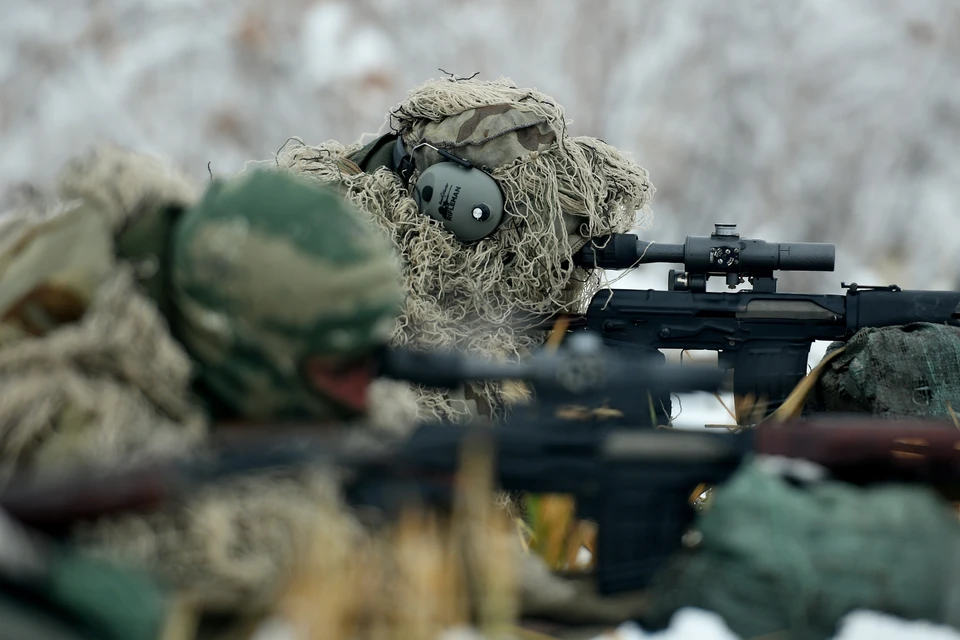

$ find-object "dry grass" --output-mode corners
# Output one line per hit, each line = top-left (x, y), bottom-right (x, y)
(270, 442), (521, 640)
(768, 347), (848, 423)
(522, 494), (596, 573)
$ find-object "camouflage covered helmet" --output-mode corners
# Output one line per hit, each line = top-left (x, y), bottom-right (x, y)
(390, 77), (652, 254)
(170, 170), (404, 420)
(399, 101), (560, 173)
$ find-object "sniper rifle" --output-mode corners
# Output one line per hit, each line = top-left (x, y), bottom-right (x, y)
(568, 223), (960, 423)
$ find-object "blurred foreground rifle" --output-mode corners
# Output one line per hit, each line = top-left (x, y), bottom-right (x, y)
(569, 223), (960, 421)
(4, 413), (960, 597)
(378, 331), (726, 425)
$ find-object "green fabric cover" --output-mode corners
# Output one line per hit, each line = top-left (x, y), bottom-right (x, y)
(643, 460), (960, 640)
(43, 551), (169, 640)
(0, 549), (169, 640)
(808, 323), (960, 418)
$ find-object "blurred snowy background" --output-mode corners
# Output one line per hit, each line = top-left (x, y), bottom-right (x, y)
(3, 0), (959, 426)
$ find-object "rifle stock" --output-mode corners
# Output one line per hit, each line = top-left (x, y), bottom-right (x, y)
(755, 417), (960, 493)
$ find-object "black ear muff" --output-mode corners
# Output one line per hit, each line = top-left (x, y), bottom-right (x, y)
(413, 162), (504, 243)
(393, 137), (506, 243)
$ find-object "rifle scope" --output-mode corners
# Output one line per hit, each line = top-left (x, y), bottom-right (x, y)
(576, 223), (836, 275)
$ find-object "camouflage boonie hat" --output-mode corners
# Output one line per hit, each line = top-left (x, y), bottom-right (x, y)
(171, 170), (404, 420)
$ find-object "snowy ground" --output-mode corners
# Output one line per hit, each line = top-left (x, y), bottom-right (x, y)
(592, 609), (960, 640)
(255, 609), (960, 640)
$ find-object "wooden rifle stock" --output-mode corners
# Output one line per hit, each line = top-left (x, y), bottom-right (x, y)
(0, 463), (178, 536)
(756, 417), (960, 498)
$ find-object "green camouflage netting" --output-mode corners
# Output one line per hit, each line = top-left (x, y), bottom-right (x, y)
(642, 460), (960, 640)
(807, 323), (960, 418)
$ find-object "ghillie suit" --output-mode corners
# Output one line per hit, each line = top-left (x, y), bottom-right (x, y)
(0, 148), (417, 626)
(0, 148), (207, 484)
(254, 76), (655, 423)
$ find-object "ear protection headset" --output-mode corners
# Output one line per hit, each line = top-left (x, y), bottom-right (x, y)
(392, 136), (505, 243)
